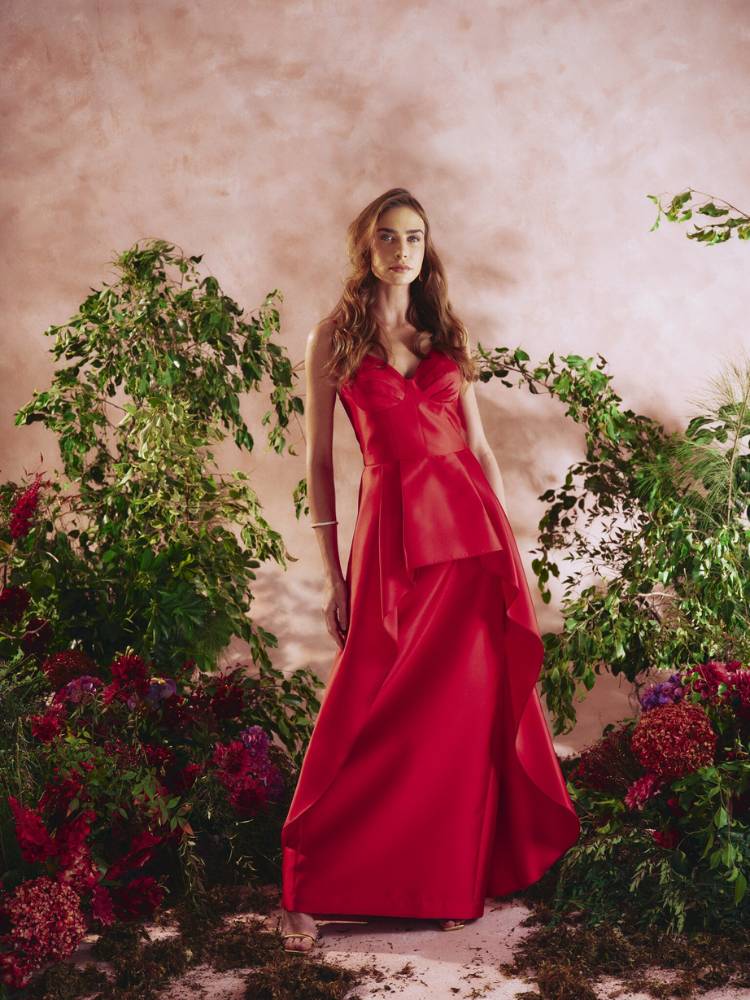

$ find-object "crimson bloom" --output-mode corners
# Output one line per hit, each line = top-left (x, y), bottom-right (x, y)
(652, 827), (680, 849)
(29, 702), (66, 742)
(41, 649), (99, 690)
(8, 474), (46, 539)
(631, 701), (717, 780)
(7, 796), (56, 863)
(111, 876), (164, 920)
(0, 585), (31, 624)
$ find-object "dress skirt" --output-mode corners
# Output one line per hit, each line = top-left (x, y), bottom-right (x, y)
(280, 452), (581, 920)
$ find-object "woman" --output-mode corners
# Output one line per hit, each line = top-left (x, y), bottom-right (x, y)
(277, 188), (580, 953)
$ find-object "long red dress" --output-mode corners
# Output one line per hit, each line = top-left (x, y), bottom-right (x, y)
(281, 347), (580, 920)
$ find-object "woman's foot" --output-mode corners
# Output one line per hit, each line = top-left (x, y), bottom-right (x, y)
(437, 918), (466, 931)
(279, 907), (319, 952)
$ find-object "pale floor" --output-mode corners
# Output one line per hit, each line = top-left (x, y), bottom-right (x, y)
(68, 905), (747, 1000)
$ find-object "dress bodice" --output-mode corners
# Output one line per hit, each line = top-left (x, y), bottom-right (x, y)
(337, 349), (468, 465)
(336, 347), (526, 647)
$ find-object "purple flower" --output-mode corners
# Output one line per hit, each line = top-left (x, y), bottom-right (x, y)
(56, 675), (103, 705)
(144, 676), (178, 708)
(239, 724), (271, 755)
(639, 672), (684, 712)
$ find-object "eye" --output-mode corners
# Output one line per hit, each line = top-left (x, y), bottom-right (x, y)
(408, 235), (421, 242)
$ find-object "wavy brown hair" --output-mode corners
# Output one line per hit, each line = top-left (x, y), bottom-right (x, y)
(320, 187), (479, 388)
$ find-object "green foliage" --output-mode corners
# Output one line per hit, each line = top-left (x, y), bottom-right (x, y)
(648, 188), (750, 243)
(12, 239), (306, 673)
(558, 739), (750, 932)
(475, 347), (750, 733)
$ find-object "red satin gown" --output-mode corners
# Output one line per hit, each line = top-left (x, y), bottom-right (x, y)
(281, 347), (580, 920)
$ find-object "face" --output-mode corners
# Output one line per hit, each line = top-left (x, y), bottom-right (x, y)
(369, 205), (426, 285)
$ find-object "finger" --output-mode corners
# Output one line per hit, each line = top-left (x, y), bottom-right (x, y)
(325, 610), (344, 648)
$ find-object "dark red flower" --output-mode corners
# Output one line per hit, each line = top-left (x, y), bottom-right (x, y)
(39, 772), (87, 817)
(631, 701), (717, 780)
(652, 827), (680, 849)
(570, 723), (641, 793)
(7, 796), (56, 863)
(111, 876), (164, 920)
(0, 585), (31, 624)
(29, 702), (66, 742)
(0, 876), (86, 980)
(212, 740), (253, 786)
(0, 952), (36, 990)
(142, 744), (173, 770)
(91, 884), (115, 927)
(105, 652), (151, 703)
(8, 474), (46, 539)
(105, 829), (165, 881)
(165, 761), (203, 794)
(209, 677), (245, 721)
(229, 776), (268, 818)
(41, 649), (99, 690)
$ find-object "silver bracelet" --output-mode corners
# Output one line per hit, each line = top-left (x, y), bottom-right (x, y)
(311, 519), (338, 527)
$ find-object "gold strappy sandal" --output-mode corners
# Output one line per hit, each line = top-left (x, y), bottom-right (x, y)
(273, 913), (319, 953)
(438, 919), (466, 931)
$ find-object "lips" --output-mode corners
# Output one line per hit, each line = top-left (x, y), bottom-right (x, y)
(390, 266), (410, 271)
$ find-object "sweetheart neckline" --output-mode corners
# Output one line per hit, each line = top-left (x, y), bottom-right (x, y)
(364, 348), (435, 381)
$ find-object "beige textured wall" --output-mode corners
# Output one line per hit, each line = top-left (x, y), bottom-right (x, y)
(2, 0), (748, 751)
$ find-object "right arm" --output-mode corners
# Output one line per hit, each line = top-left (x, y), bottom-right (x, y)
(305, 321), (349, 649)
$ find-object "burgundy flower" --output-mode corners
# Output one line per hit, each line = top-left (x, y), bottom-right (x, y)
(0, 952), (36, 990)
(631, 701), (717, 780)
(158, 693), (194, 730)
(41, 649), (99, 690)
(8, 474), (46, 539)
(212, 740), (253, 787)
(105, 829), (165, 881)
(652, 827), (680, 849)
(0, 876), (86, 985)
(29, 702), (66, 742)
(229, 776), (268, 818)
(104, 652), (151, 703)
(165, 761), (203, 794)
(39, 772), (87, 817)
(56, 842), (100, 895)
(7, 796), (56, 863)
(0, 585), (31, 624)
(570, 723), (641, 794)
(91, 884), (115, 927)
(209, 677), (245, 720)
(141, 743), (173, 770)
(111, 876), (164, 920)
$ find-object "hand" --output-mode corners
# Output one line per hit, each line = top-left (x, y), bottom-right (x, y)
(323, 575), (349, 649)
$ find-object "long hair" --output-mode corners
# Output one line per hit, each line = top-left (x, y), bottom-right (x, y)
(321, 188), (479, 387)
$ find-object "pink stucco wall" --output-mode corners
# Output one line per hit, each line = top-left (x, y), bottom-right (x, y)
(2, 0), (748, 750)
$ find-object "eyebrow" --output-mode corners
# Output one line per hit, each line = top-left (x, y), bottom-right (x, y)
(376, 226), (424, 234)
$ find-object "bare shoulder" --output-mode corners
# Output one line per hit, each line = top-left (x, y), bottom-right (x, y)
(306, 318), (338, 386)
(307, 317), (336, 353)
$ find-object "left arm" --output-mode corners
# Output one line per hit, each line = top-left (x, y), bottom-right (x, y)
(459, 379), (508, 511)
